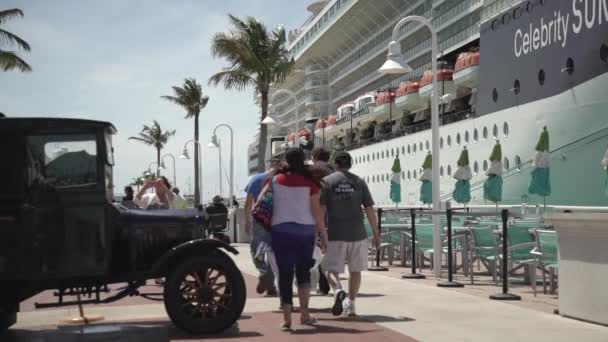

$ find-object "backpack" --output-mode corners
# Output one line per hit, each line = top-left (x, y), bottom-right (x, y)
(252, 176), (275, 231)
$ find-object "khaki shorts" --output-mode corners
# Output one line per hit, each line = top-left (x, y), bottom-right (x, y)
(322, 239), (368, 273)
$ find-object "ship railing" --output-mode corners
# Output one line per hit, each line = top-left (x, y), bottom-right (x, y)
(440, 125), (608, 202)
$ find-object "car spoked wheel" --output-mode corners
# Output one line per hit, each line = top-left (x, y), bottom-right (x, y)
(164, 253), (246, 334)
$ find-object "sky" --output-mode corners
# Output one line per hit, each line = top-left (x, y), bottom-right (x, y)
(0, 0), (309, 201)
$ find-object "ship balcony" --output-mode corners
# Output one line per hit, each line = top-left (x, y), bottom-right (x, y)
(304, 95), (327, 107)
(304, 80), (328, 90)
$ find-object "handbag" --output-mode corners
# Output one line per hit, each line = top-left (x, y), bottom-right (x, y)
(252, 176), (275, 231)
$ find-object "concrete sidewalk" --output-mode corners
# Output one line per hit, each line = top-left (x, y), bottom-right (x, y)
(4, 243), (607, 341)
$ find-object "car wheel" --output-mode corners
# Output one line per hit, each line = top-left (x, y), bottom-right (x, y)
(0, 309), (16, 333)
(163, 253), (246, 334)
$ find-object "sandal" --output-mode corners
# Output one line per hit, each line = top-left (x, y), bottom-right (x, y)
(300, 317), (317, 326)
(280, 322), (292, 331)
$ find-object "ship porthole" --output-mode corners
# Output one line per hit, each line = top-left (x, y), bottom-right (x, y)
(538, 69), (545, 85)
(408, 170), (411, 180)
(503, 122), (509, 137)
(447, 135), (452, 147)
(512, 79), (520, 94)
(440, 166), (444, 178)
(493, 124), (498, 139)
(408, 145), (411, 155)
(565, 57), (574, 75)
(413, 170), (417, 179)
(492, 88), (498, 102)
(447, 165), (452, 177)
(504, 157), (510, 171)
(456, 133), (461, 145)
(483, 126), (488, 140)
(419, 142), (423, 151)
(483, 160), (489, 172)
(440, 137), (444, 149)
(601, 44), (608, 63)
(473, 129), (479, 142)
(401, 146), (405, 155)
(413, 144), (417, 153)
(473, 161), (479, 175)
(425, 140), (430, 151)
(402, 171), (405, 180)
(381, 151), (385, 159)
(515, 155), (522, 171)
(465, 131), (470, 143)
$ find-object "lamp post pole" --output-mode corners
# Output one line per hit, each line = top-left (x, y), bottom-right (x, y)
(211, 124), (234, 202)
(180, 140), (203, 204)
(161, 154), (176, 188)
(380, 15), (441, 278)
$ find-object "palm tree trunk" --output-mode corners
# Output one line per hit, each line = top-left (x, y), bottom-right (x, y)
(257, 90), (269, 172)
(156, 146), (161, 177)
(194, 112), (200, 205)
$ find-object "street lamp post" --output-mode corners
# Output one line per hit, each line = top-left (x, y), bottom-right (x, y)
(180, 140), (203, 205)
(209, 124), (234, 203)
(379, 15), (442, 278)
(160, 154), (176, 188)
(208, 136), (223, 197)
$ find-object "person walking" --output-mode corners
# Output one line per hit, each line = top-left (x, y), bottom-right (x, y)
(121, 185), (138, 209)
(310, 147), (333, 295)
(243, 156), (282, 296)
(259, 148), (328, 330)
(321, 151), (380, 317)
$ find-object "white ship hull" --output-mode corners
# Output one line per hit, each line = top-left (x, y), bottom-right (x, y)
(350, 72), (608, 207)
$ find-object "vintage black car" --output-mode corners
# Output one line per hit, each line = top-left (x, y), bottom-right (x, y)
(0, 117), (246, 334)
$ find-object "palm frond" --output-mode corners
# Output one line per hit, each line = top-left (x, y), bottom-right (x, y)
(0, 50), (31, 72)
(161, 78), (208, 119)
(0, 28), (30, 51)
(209, 68), (256, 91)
(0, 9), (24, 24)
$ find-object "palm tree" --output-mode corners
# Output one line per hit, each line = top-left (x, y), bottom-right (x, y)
(209, 14), (293, 172)
(131, 177), (144, 191)
(0, 8), (32, 72)
(161, 78), (209, 205)
(129, 121), (175, 177)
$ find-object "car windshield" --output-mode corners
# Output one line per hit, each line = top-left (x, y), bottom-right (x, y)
(27, 133), (98, 188)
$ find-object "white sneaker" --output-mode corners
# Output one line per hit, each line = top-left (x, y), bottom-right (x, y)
(332, 289), (346, 316)
(344, 299), (357, 317)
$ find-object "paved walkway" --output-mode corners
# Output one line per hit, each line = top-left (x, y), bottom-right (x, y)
(3, 244), (607, 341)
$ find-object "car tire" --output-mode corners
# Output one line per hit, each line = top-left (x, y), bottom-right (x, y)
(0, 309), (16, 333)
(163, 252), (246, 334)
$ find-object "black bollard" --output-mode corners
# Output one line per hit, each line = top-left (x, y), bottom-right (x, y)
(368, 207), (388, 271)
(438, 209), (464, 287)
(490, 209), (521, 300)
(402, 209), (426, 279)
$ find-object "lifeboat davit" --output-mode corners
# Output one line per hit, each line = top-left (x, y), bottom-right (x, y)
(394, 81), (427, 112)
(324, 115), (339, 137)
(353, 92), (375, 126)
(453, 51), (480, 89)
(418, 69), (456, 100)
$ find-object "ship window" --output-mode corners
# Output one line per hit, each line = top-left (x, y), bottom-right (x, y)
(538, 69), (545, 85)
(413, 144), (417, 153)
(419, 142), (423, 151)
(391, 148), (395, 157)
(425, 141), (430, 150)
(377, 152), (380, 160)
(515, 155), (522, 170)
(483, 160), (489, 172)
(492, 88), (498, 102)
(503, 122), (509, 137)
(493, 124), (498, 139)
(367, 155), (370, 162)
(447, 135), (452, 147)
(372, 153), (375, 161)
(408, 145), (411, 154)
(512, 79), (520, 94)
(601, 44), (608, 63)
(401, 146), (405, 155)
(381, 174), (385, 182)
(465, 131), (470, 144)
(473, 129), (479, 142)
(440, 137), (444, 149)
(504, 157), (510, 171)
(440, 166), (444, 178)
(483, 127), (488, 140)
(413, 170), (417, 179)
(565, 57), (574, 75)
(473, 161), (479, 175)
(456, 133), (461, 145)
(408, 170), (411, 180)
(402, 171), (405, 180)
(447, 165), (452, 177)
(381, 151), (385, 159)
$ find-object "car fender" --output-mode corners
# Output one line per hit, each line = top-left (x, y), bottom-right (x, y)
(149, 239), (238, 276)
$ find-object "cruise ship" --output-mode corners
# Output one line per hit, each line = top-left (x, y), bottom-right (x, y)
(248, 0), (608, 207)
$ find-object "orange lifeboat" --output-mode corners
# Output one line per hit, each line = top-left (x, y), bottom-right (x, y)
(324, 114), (339, 137)
(373, 90), (394, 122)
(453, 51), (480, 88)
(395, 81), (427, 112)
(418, 68), (456, 100)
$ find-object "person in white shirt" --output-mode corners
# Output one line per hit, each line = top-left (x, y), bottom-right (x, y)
(171, 187), (189, 209)
(134, 176), (176, 209)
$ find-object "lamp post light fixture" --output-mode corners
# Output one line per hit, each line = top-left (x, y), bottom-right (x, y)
(180, 140), (203, 205)
(380, 15), (442, 279)
(160, 154), (177, 189)
(145, 162), (159, 177)
(209, 124), (234, 202)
